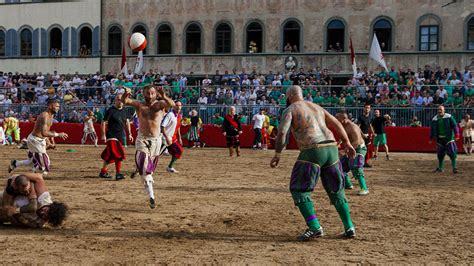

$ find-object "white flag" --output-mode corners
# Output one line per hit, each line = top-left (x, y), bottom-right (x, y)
(369, 34), (388, 72)
(134, 50), (144, 75)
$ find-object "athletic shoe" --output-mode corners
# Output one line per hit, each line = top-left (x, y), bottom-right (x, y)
(297, 227), (324, 241)
(130, 170), (138, 179)
(364, 163), (372, 168)
(166, 167), (179, 173)
(341, 227), (356, 238)
(453, 168), (459, 174)
(345, 185), (354, 190)
(373, 155), (378, 161)
(386, 155), (390, 160)
(8, 160), (16, 173)
(115, 173), (125, 180)
(149, 198), (156, 209)
(99, 172), (112, 178)
(434, 168), (444, 173)
(358, 190), (369, 196)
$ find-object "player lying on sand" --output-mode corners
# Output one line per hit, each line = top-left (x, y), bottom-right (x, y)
(0, 173), (68, 228)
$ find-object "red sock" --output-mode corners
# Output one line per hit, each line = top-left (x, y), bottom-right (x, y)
(115, 161), (122, 174)
(100, 166), (108, 174)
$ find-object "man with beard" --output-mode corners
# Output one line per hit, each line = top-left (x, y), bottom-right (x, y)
(430, 105), (460, 173)
(122, 85), (174, 209)
(9, 99), (68, 174)
(0, 173), (68, 228)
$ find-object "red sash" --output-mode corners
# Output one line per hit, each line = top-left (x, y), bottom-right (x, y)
(225, 114), (238, 129)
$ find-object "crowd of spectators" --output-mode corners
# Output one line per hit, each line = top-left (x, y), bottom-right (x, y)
(0, 64), (472, 124)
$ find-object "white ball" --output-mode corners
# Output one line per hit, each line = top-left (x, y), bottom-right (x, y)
(128, 32), (147, 52)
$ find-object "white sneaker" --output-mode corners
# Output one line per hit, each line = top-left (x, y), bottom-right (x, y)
(358, 190), (369, 196)
(166, 167), (179, 173)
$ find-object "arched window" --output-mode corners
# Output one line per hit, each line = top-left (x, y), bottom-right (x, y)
(20, 28), (32, 56)
(467, 17), (474, 50)
(418, 15), (440, 51)
(246, 21), (263, 53)
(157, 24), (172, 54)
(326, 19), (345, 52)
(215, 23), (232, 53)
(185, 23), (202, 54)
(108, 26), (122, 55)
(282, 20), (301, 52)
(0, 30), (5, 57)
(132, 25), (147, 54)
(79, 27), (92, 56)
(49, 27), (62, 56)
(373, 19), (392, 52)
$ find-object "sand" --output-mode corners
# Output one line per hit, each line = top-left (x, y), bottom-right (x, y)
(0, 145), (473, 264)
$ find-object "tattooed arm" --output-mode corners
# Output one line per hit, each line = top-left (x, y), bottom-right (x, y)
(270, 108), (292, 168)
(37, 113), (68, 139)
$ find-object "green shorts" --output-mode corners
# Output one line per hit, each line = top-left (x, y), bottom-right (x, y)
(373, 133), (387, 146)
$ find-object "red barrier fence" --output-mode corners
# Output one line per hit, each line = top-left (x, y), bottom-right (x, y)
(16, 122), (463, 153)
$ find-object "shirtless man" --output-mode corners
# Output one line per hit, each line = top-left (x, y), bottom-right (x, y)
(9, 98), (68, 174)
(336, 111), (369, 195)
(0, 173), (68, 228)
(121, 85), (175, 209)
(82, 110), (98, 147)
(270, 85), (357, 241)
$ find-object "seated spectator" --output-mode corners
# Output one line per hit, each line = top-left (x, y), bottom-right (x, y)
(409, 116), (422, 127)
(212, 113), (224, 127)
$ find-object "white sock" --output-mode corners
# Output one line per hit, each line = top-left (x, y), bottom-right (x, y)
(16, 159), (32, 167)
(142, 174), (155, 199)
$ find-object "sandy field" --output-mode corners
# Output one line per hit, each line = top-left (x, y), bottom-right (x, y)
(0, 145), (473, 264)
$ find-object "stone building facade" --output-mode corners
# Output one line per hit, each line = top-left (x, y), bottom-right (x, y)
(100, 0), (474, 75)
(1, 0), (474, 75)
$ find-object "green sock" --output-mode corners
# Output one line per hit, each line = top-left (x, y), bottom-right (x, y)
(353, 169), (368, 190)
(437, 153), (445, 169)
(296, 201), (321, 231)
(344, 173), (353, 189)
(451, 157), (456, 169)
(334, 201), (354, 230)
(168, 157), (178, 168)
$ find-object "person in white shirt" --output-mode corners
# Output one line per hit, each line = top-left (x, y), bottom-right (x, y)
(202, 75), (212, 88)
(36, 73), (45, 88)
(126, 70), (134, 81)
(81, 110), (98, 147)
(459, 114), (474, 155)
(248, 89), (257, 105)
(197, 93), (208, 105)
(436, 87), (448, 99)
(422, 92), (433, 106)
(252, 109), (266, 149)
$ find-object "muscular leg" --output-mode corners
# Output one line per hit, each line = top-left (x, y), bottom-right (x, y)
(81, 132), (87, 144)
(290, 160), (322, 232)
(352, 167), (368, 191)
(320, 162), (354, 231)
(344, 173), (353, 189)
(168, 156), (178, 168)
(384, 144), (390, 157)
